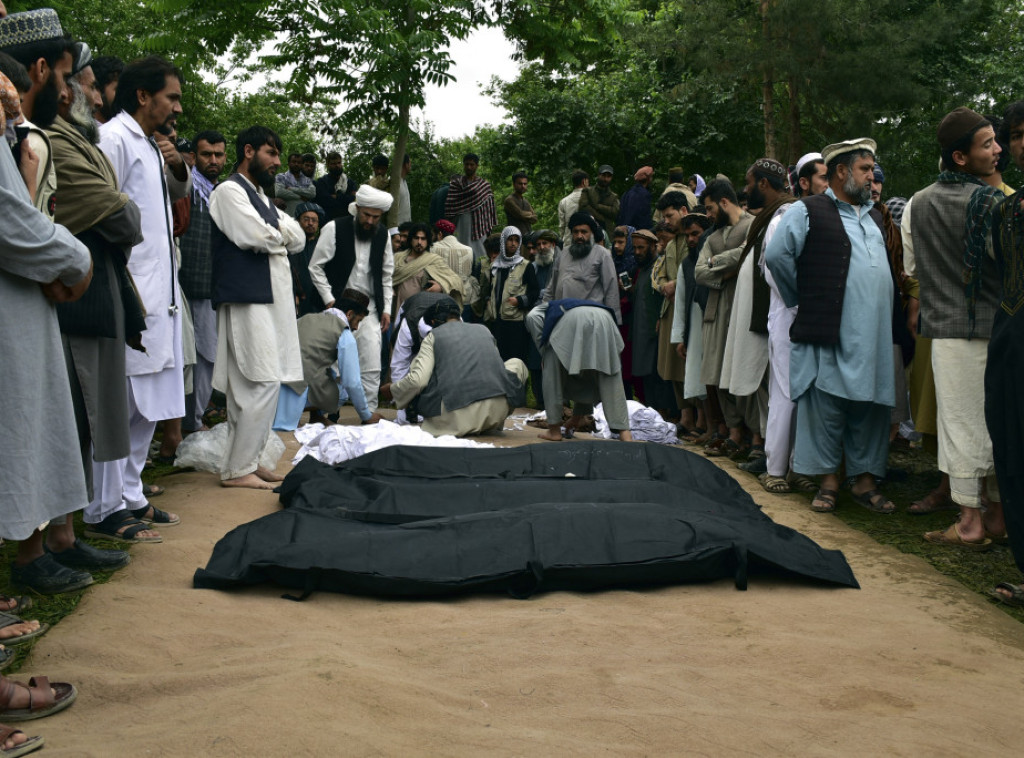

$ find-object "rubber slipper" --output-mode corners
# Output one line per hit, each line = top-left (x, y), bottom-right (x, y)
(990, 582), (1024, 607)
(851, 488), (896, 514)
(0, 598), (31, 617)
(0, 677), (77, 722)
(142, 484), (165, 498)
(923, 523), (992, 551)
(0, 614), (48, 647)
(83, 511), (162, 544)
(984, 528), (1009, 545)
(0, 724), (43, 757)
(130, 505), (180, 527)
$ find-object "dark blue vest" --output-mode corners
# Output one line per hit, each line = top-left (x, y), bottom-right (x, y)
(211, 174), (279, 308)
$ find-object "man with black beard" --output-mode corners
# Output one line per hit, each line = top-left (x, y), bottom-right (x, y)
(291, 201), (326, 316)
(40, 43), (145, 585)
(209, 125), (305, 490)
(694, 179), (753, 458)
(314, 150), (357, 220)
(86, 56), (190, 542)
(178, 129), (226, 433)
(0, 12), (73, 216)
(90, 55), (122, 124)
(309, 184), (395, 411)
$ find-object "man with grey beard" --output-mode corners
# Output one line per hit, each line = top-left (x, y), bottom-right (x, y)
(765, 138), (896, 516)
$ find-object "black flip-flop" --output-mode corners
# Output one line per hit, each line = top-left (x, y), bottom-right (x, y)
(130, 504), (180, 527)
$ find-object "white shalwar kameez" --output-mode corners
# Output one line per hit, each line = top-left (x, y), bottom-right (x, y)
(88, 113), (190, 524)
(760, 205), (796, 478)
(210, 175), (305, 480)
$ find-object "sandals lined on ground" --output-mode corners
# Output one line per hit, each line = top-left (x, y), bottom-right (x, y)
(83, 511), (162, 544)
(0, 724), (43, 757)
(786, 473), (819, 493)
(851, 489), (896, 514)
(0, 676), (77, 722)
(811, 488), (838, 513)
(990, 582), (1024, 607)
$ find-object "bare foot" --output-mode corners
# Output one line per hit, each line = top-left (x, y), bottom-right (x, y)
(0, 619), (40, 640)
(221, 473), (277, 490)
(255, 467), (284, 483)
(0, 597), (25, 614)
(0, 725), (31, 752)
(618, 430), (634, 442)
(537, 426), (563, 442)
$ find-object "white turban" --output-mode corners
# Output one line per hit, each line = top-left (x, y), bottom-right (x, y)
(795, 152), (823, 175)
(348, 184), (394, 216)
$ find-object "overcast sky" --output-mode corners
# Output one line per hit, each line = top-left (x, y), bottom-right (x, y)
(415, 27), (520, 140)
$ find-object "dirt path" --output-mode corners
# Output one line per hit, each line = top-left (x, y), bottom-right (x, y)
(24, 412), (1023, 756)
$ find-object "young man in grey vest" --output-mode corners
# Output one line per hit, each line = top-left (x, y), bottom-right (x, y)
(904, 108), (1006, 549)
(765, 138), (896, 515)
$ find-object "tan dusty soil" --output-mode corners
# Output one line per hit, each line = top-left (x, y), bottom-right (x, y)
(20, 408), (1024, 757)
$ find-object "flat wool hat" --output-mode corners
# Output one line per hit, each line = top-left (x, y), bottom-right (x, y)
(630, 228), (658, 244)
(937, 107), (989, 150)
(821, 138), (877, 166)
(0, 8), (65, 49)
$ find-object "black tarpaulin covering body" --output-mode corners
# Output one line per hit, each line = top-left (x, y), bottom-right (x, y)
(194, 441), (858, 597)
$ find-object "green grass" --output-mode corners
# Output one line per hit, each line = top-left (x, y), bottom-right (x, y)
(771, 444), (1024, 624)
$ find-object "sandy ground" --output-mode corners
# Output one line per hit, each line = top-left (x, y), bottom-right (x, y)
(20, 409), (1024, 757)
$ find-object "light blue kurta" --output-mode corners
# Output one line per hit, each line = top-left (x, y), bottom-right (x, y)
(765, 188), (895, 408)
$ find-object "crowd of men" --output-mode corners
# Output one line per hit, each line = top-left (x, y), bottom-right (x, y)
(2, 5), (1024, 751)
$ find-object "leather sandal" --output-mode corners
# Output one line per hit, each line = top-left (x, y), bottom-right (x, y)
(130, 504), (180, 527)
(0, 676), (77, 722)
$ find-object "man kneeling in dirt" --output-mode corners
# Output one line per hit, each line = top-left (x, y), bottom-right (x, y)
(381, 299), (526, 437)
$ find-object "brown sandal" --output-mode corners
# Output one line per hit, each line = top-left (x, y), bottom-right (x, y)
(0, 676), (77, 722)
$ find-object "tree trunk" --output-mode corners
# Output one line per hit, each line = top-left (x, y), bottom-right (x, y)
(787, 74), (802, 164)
(761, 0), (777, 159)
(387, 98), (410, 228)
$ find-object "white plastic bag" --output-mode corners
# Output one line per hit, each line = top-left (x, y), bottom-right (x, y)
(174, 424), (286, 475)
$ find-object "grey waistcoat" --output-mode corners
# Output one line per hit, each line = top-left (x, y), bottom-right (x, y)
(911, 182), (1000, 339)
(418, 321), (519, 418)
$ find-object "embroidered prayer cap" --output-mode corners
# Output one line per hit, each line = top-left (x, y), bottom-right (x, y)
(873, 163), (885, 183)
(598, 164), (614, 176)
(821, 138), (877, 166)
(295, 201), (326, 223)
(749, 158), (787, 181)
(0, 8), (65, 49)
(630, 228), (659, 244)
(71, 40), (91, 76)
(347, 184), (393, 216)
(795, 152), (823, 175)
(434, 219), (456, 236)
(937, 106), (989, 150)
(633, 166), (653, 182)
